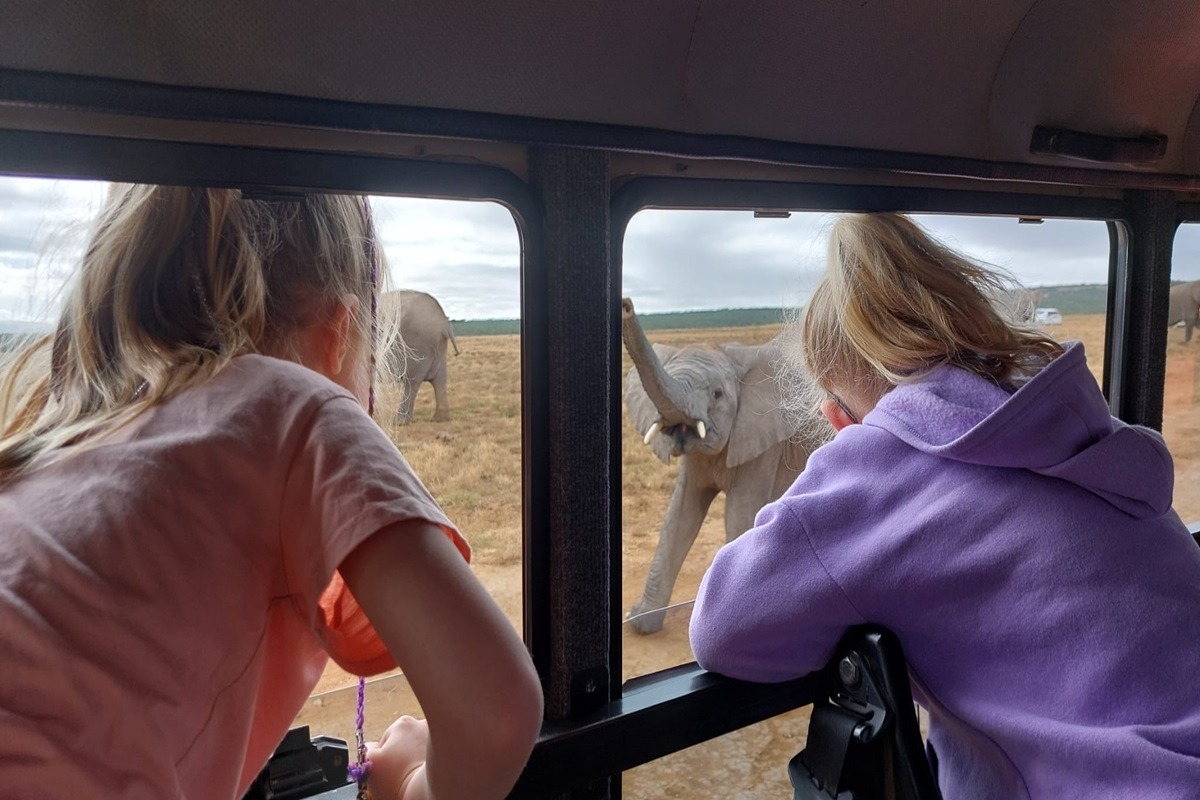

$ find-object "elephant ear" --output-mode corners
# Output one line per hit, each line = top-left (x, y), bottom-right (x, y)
(625, 343), (678, 465)
(721, 342), (798, 468)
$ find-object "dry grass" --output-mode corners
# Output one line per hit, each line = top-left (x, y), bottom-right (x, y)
(1163, 325), (1200, 522)
(380, 334), (525, 568)
(294, 315), (1200, 799)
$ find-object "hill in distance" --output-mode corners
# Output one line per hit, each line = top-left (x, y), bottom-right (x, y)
(1029, 284), (1109, 315)
(454, 306), (787, 336)
(0, 283), (1115, 344)
(453, 283), (1111, 335)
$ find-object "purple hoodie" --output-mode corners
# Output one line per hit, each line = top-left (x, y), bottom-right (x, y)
(690, 342), (1200, 799)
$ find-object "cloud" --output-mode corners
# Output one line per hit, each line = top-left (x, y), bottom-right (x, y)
(3, 176), (1195, 329)
(621, 209), (830, 313)
(911, 214), (1111, 287)
(621, 210), (1115, 313)
(1174, 223), (1200, 281)
(373, 196), (522, 319)
(0, 258), (66, 323)
(0, 178), (106, 323)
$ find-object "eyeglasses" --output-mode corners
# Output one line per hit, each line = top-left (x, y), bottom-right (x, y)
(829, 394), (860, 425)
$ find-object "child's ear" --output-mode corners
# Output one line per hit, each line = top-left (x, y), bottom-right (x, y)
(324, 295), (361, 375)
(820, 398), (856, 431)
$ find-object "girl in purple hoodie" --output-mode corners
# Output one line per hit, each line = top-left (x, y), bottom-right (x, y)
(690, 213), (1200, 799)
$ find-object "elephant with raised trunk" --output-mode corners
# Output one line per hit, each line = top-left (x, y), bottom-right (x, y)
(621, 297), (829, 634)
(380, 290), (460, 424)
(1168, 280), (1200, 342)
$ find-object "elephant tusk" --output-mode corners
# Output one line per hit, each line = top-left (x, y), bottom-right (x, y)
(697, 421), (707, 439)
(643, 421), (661, 445)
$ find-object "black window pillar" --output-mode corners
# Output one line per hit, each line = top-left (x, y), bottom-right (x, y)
(527, 146), (616, 727)
(1110, 189), (1177, 428)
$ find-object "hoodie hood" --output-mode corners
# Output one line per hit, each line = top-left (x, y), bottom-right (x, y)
(866, 342), (1174, 518)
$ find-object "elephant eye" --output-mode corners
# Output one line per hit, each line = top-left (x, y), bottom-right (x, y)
(712, 388), (724, 399)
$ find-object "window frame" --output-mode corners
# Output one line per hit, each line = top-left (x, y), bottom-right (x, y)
(0, 122), (1185, 798)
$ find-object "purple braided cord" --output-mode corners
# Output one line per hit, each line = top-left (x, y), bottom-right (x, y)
(368, 228), (378, 418)
(350, 201), (378, 789)
(348, 676), (372, 783)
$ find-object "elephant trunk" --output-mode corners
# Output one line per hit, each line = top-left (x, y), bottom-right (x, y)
(621, 298), (691, 424)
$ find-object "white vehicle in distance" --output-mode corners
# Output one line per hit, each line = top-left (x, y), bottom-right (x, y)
(1034, 307), (1064, 325)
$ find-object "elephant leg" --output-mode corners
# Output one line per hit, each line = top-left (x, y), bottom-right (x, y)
(628, 460), (718, 635)
(430, 365), (451, 422)
(722, 456), (781, 545)
(1188, 318), (1196, 343)
(394, 378), (420, 425)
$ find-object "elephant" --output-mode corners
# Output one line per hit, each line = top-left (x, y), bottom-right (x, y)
(1168, 280), (1200, 342)
(379, 289), (460, 424)
(621, 297), (830, 634)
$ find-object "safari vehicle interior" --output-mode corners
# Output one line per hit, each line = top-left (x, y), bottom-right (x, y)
(4, 2), (1200, 798)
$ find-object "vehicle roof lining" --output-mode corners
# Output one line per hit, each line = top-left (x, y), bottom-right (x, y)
(4, 1), (1200, 176)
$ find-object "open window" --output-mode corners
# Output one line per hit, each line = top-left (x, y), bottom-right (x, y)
(0, 177), (526, 746)
(290, 195), (524, 743)
(620, 207), (1113, 680)
(614, 205), (1111, 797)
(1164, 222), (1200, 527)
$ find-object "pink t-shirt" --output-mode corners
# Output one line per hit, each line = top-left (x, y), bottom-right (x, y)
(0, 355), (467, 799)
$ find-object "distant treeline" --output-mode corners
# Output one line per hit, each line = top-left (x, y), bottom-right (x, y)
(453, 307), (787, 336)
(1031, 284), (1109, 315)
(453, 285), (1112, 335)
(0, 286), (1112, 346)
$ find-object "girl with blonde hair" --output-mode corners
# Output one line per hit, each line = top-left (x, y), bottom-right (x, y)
(691, 213), (1200, 798)
(0, 185), (542, 799)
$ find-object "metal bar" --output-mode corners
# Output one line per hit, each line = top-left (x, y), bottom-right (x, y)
(4, 68), (1200, 192)
(509, 664), (820, 798)
(528, 146), (616, 800)
(0, 129), (534, 209)
(611, 177), (1126, 224)
(519, 195), (552, 681)
(1110, 190), (1177, 428)
(1101, 221), (1125, 404)
(528, 147), (615, 720)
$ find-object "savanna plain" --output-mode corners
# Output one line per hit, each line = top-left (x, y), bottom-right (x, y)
(295, 313), (1200, 799)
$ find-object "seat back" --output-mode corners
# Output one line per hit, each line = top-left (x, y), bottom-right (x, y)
(789, 626), (942, 800)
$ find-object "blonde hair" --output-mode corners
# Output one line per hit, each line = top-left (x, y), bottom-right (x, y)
(794, 212), (1063, 405)
(0, 185), (382, 483)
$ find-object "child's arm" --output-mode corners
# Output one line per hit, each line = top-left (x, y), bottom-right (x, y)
(339, 519), (543, 800)
(689, 500), (865, 682)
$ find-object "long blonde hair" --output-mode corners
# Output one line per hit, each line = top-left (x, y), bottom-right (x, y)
(797, 213), (1063, 404)
(0, 185), (381, 483)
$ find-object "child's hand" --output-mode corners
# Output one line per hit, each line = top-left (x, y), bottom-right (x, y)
(365, 716), (429, 800)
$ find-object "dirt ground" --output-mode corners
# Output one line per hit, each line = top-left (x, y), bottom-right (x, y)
(291, 314), (1200, 798)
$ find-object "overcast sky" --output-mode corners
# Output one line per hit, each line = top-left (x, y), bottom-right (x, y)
(3, 176), (1200, 327)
